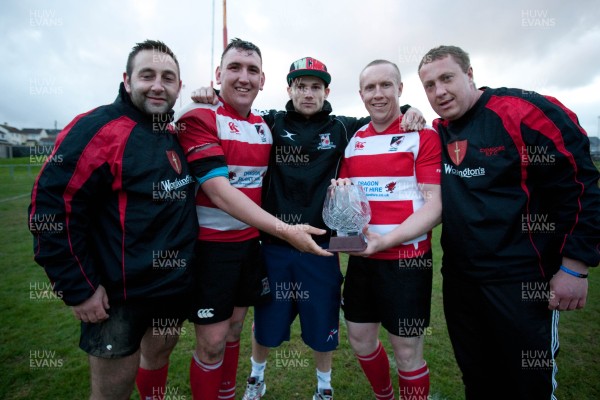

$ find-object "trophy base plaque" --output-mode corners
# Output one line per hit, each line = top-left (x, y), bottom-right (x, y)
(327, 234), (367, 252)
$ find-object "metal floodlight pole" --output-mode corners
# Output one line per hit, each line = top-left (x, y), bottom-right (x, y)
(210, 0), (215, 87)
(223, 0), (228, 50)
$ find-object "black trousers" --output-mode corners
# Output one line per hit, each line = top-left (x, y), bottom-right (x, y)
(443, 274), (558, 400)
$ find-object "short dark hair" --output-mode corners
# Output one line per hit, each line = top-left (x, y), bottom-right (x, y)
(221, 38), (262, 64)
(418, 45), (471, 74)
(360, 59), (402, 87)
(126, 39), (180, 77)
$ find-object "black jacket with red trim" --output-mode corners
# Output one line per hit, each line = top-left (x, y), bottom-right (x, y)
(28, 83), (198, 305)
(434, 87), (600, 282)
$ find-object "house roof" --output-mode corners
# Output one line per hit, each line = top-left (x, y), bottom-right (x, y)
(0, 124), (22, 133)
(21, 128), (44, 134)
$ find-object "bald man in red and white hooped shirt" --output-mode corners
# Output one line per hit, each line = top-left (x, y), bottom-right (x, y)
(335, 59), (441, 400)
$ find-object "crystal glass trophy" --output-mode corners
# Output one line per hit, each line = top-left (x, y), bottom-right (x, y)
(322, 184), (371, 252)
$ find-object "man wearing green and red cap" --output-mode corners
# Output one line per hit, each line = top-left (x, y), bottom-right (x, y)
(192, 56), (423, 400)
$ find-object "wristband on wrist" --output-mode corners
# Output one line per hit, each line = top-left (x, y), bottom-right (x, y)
(559, 265), (588, 278)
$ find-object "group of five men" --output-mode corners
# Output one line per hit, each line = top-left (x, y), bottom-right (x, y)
(28, 37), (599, 400)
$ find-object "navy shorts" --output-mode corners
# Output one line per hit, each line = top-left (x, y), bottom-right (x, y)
(79, 294), (190, 358)
(189, 238), (271, 325)
(253, 243), (343, 352)
(342, 252), (433, 337)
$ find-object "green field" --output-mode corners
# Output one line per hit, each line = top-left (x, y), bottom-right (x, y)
(1, 158), (598, 399)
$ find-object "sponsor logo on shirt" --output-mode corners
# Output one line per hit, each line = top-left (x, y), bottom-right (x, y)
(281, 129), (296, 141)
(327, 328), (338, 342)
(443, 163), (486, 178)
(231, 170), (264, 186)
(152, 175), (193, 201)
(156, 175), (193, 191)
(228, 122), (240, 133)
(317, 133), (336, 150)
(354, 141), (366, 150)
(356, 179), (387, 197)
(385, 181), (397, 193)
(197, 308), (215, 318)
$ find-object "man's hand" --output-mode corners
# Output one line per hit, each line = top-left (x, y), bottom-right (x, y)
(548, 271), (588, 311)
(330, 178), (352, 186)
(347, 227), (383, 257)
(72, 285), (110, 323)
(401, 107), (426, 131)
(548, 259), (589, 311)
(279, 224), (333, 257)
(191, 87), (219, 105)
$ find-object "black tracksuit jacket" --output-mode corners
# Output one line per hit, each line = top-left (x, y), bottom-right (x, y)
(260, 100), (369, 246)
(435, 87), (600, 282)
(28, 83), (198, 305)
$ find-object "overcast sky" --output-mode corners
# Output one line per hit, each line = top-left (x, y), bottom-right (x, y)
(2, 0), (599, 136)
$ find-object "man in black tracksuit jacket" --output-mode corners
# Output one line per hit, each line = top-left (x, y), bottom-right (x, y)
(28, 40), (198, 399)
(418, 45), (600, 400)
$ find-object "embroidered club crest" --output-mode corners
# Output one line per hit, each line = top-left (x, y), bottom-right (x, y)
(318, 133), (335, 150)
(261, 277), (271, 296)
(448, 140), (468, 166)
(255, 124), (267, 142)
(166, 150), (182, 174)
(389, 136), (404, 151)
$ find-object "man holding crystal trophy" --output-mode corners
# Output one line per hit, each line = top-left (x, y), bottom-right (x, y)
(325, 59), (442, 400)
